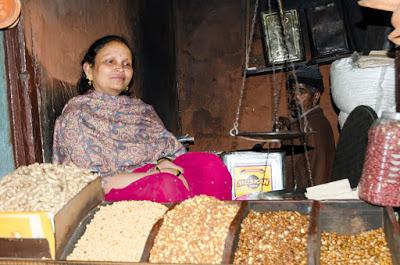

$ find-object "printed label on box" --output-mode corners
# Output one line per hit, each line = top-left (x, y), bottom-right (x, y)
(0, 211), (55, 258)
(233, 165), (272, 198)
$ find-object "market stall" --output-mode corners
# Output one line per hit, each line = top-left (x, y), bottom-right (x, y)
(0, 0), (399, 264)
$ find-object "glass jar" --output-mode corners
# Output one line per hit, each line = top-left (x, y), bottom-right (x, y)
(358, 111), (400, 207)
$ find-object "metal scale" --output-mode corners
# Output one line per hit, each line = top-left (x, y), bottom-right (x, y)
(225, 0), (314, 200)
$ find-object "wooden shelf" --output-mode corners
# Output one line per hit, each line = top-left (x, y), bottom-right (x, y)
(245, 52), (352, 77)
(245, 61), (303, 76)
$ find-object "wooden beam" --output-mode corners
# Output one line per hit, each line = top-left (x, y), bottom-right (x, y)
(3, 19), (43, 167)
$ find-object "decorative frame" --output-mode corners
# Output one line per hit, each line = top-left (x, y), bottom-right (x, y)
(261, 9), (304, 65)
(305, 1), (351, 59)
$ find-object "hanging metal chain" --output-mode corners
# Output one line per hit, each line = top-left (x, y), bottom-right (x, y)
(303, 140), (314, 186)
(277, 0), (313, 185)
(230, 0), (260, 136)
(271, 0), (285, 130)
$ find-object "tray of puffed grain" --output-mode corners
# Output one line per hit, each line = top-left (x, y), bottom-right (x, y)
(315, 200), (399, 265)
(0, 163), (103, 260)
(231, 200), (316, 265)
(61, 200), (170, 263)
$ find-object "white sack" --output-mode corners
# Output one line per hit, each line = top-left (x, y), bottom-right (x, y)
(330, 55), (396, 128)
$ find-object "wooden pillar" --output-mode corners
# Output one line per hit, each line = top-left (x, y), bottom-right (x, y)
(3, 21), (43, 167)
(396, 48), (400, 112)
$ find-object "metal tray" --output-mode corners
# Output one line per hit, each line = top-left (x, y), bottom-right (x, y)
(236, 131), (307, 141)
(313, 200), (400, 265)
(59, 202), (176, 262)
(228, 200), (315, 264)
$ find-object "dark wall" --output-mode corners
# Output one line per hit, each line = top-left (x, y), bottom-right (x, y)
(173, 0), (396, 152)
(138, 0), (179, 133)
(174, 0), (340, 152)
(175, 0), (250, 152)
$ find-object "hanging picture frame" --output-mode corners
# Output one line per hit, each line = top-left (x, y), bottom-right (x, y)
(261, 9), (304, 65)
(305, 0), (351, 59)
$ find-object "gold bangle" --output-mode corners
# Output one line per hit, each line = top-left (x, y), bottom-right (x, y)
(157, 157), (172, 164)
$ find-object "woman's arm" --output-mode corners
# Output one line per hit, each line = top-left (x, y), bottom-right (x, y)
(102, 162), (188, 194)
(102, 171), (155, 194)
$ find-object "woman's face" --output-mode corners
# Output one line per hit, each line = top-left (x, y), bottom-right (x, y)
(84, 41), (133, 96)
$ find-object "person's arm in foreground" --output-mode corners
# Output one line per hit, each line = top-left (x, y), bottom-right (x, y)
(102, 160), (188, 193)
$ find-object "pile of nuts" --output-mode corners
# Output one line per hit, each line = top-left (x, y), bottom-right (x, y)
(359, 117), (400, 206)
(320, 228), (393, 265)
(0, 163), (97, 212)
(67, 200), (167, 262)
(149, 195), (240, 264)
(234, 210), (309, 265)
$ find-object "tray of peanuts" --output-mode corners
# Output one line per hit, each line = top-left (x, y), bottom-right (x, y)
(0, 163), (102, 260)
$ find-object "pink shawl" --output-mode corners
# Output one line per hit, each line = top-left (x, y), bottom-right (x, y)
(52, 90), (185, 176)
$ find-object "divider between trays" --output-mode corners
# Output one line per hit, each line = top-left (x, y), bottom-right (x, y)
(59, 205), (102, 260)
(308, 200), (320, 265)
(222, 201), (247, 264)
(383, 207), (400, 265)
(140, 203), (176, 262)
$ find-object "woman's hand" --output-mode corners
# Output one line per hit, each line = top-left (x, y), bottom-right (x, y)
(176, 174), (190, 190)
(155, 160), (189, 190)
(156, 159), (184, 174)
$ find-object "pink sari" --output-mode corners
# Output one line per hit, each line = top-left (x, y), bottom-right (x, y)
(105, 152), (232, 202)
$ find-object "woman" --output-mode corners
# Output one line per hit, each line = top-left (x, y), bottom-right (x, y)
(52, 35), (232, 202)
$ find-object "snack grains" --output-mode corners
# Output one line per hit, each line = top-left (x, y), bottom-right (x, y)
(149, 195), (240, 264)
(67, 200), (168, 262)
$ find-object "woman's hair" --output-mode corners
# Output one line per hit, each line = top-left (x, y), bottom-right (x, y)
(77, 35), (134, 96)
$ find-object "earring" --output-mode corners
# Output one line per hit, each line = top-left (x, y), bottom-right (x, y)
(88, 79), (92, 86)
(125, 87), (129, 92)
